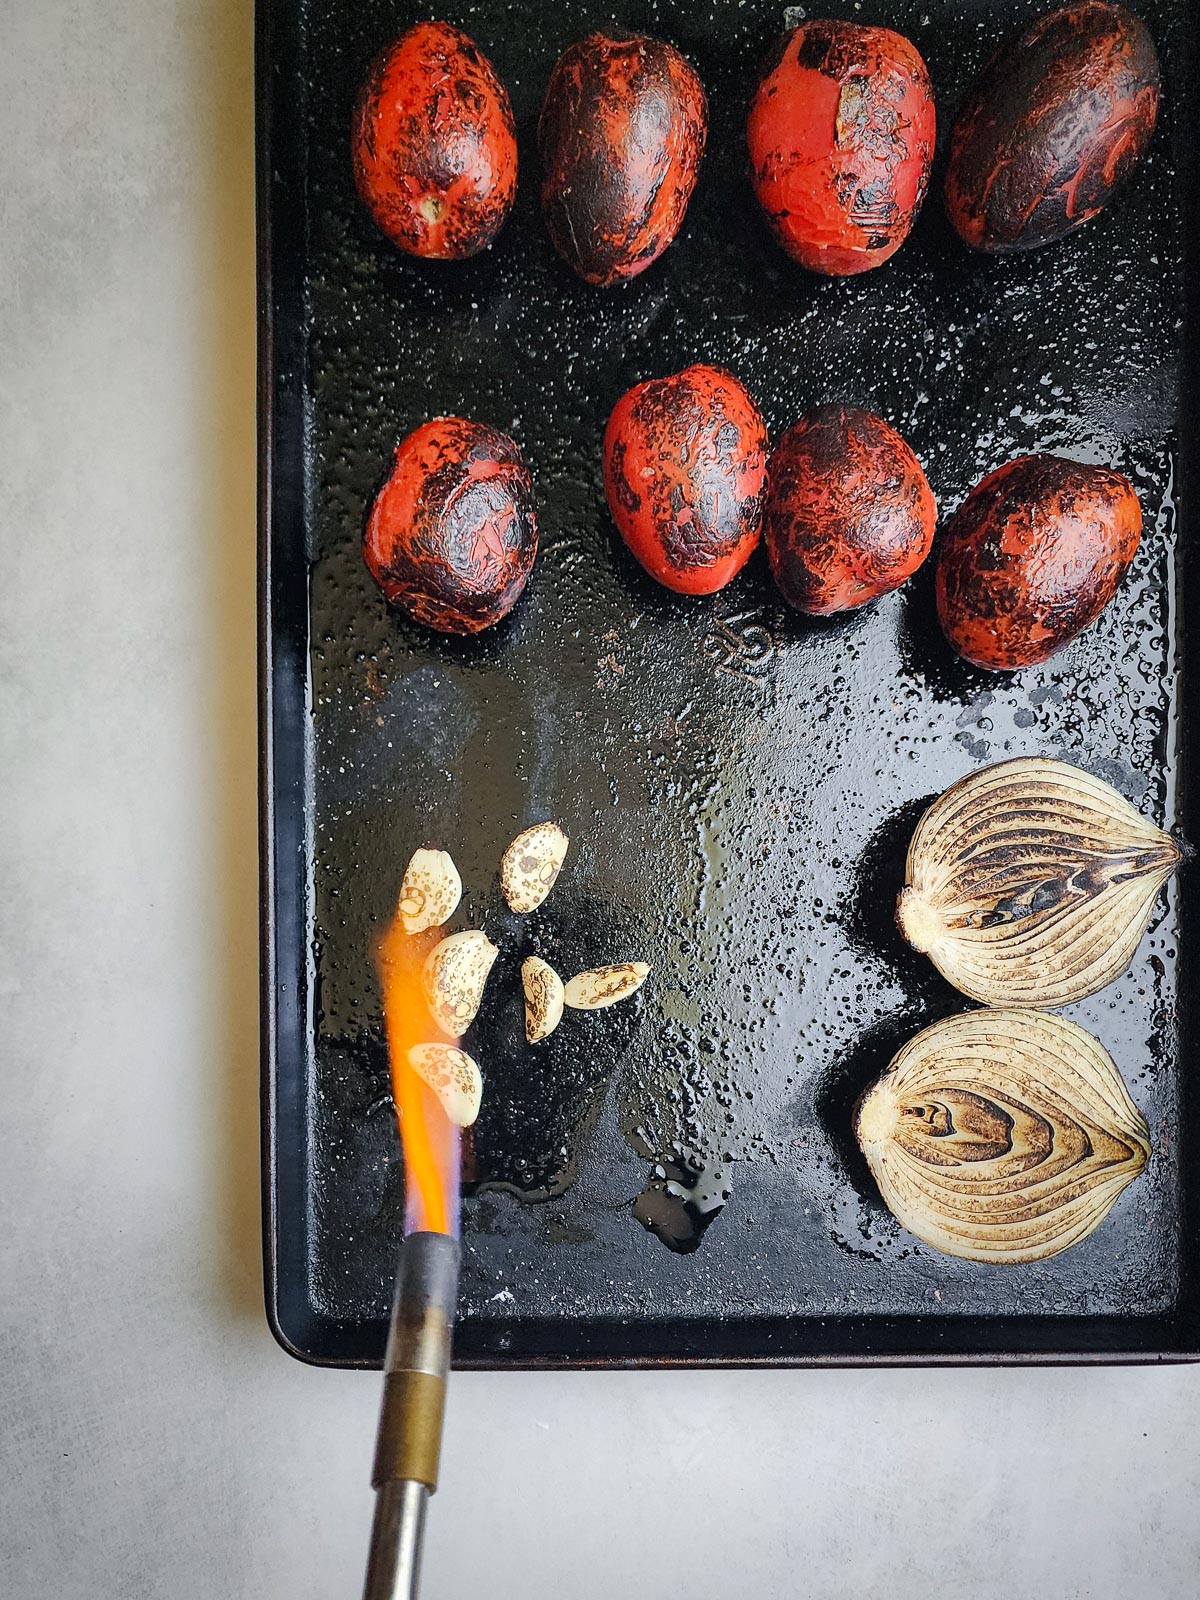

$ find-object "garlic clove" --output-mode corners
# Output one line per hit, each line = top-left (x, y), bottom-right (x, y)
(407, 1043), (483, 1128)
(854, 1008), (1149, 1264)
(563, 962), (650, 1010)
(422, 930), (498, 1037)
(500, 821), (569, 914)
(397, 848), (463, 935)
(522, 956), (565, 1042)
(897, 757), (1181, 1007)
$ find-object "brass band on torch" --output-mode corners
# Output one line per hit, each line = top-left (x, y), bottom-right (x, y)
(371, 1233), (460, 1496)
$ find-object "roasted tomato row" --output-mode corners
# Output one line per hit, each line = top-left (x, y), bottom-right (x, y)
(353, 7), (1160, 276)
(364, 388), (1140, 663)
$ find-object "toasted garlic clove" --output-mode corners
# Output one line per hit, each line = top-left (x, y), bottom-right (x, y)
(407, 1043), (483, 1128)
(423, 930), (498, 1037)
(397, 848), (462, 935)
(522, 956), (565, 1043)
(898, 756), (1181, 1007)
(563, 962), (649, 1010)
(500, 821), (569, 914)
(854, 1009), (1149, 1264)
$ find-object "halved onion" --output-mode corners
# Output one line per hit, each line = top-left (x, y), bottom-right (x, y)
(854, 1009), (1149, 1264)
(897, 757), (1180, 1006)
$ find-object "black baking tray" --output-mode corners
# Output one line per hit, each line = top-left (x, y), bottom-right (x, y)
(257, 0), (1200, 1366)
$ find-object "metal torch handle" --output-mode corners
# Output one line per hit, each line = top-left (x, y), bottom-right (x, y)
(363, 1232), (461, 1600)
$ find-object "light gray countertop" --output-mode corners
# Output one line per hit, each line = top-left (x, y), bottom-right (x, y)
(2, 2), (1197, 1596)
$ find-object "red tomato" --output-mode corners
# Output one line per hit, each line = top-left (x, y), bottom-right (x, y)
(352, 22), (517, 260)
(936, 455), (1142, 670)
(539, 30), (707, 286)
(603, 365), (767, 595)
(747, 21), (935, 275)
(945, 3), (1160, 252)
(364, 418), (538, 634)
(765, 408), (936, 615)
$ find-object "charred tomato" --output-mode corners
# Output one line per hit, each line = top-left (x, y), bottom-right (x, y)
(352, 22), (517, 260)
(945, 3), (1160, 252)
(936, 454), (1142, 670)
(539, 29), (707, 287)
(747, 21), (934, 275)
(603, 365), (768, 595)
(764, 408), (936, 615)
(364, 418), (538, 634)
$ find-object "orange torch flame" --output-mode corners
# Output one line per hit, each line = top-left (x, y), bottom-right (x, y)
(375, 913), (461, 1238)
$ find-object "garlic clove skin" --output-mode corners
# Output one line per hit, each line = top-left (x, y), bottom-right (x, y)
(422, 930), (498, 1037)
(500, 822), (569, 914)
(522, 956), (565, 1042)
(563, 962), (649, 1010)
(898, 757), (1181, 1007)
(854, 1009), (1149, 1264)
(407, 1043), (483, 1128)
(397, 848), (463, 935)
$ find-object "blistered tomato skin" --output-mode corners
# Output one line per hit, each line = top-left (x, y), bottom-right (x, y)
(603, 365), (768, 595)
(764, 408), (936, 615)
(936, 455), (1142, 671)
(746, 22), (934, 275)
(539, 30), (707, 287)
(364, 419), (538, 634)
(945, 3), (1160, 252)
(351, 22), (518, 260)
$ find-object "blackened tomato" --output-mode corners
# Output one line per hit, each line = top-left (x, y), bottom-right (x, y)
(364, 418), (538, 634)
(603, 365), (768, 594)
(765, 408), (936, 615)
(936, 454), (1142, 670)
(539, 30), (707, 287)
(352, 22), (517, 260)
(945, 3), (1160, 252)
(747, 21), (935, 275)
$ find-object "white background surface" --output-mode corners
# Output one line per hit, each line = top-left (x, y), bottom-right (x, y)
(1, 2), (1198, 1596)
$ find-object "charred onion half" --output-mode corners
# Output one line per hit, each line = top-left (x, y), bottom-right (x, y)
(854, 1009), (1150, 1263)
(898, 758), (1180, 1007)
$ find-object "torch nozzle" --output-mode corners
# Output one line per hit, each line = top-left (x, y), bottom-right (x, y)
(363, 1232), (460, 1600)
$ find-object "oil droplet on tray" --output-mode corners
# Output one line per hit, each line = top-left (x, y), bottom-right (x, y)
(633, 1158), (730, 1253)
